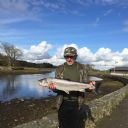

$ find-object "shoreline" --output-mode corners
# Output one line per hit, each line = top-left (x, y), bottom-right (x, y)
(0, 67), (55, 75)
(0, 96), (57, 128)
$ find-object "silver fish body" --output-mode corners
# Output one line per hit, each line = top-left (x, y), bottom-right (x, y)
(38, 78), (96, 94)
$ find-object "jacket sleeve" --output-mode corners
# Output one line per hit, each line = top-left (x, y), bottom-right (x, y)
(79, 64), (89, 83)
(55, 64), (64, 79)
(54, 65), (65, 95)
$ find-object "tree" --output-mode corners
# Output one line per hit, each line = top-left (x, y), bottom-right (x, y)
(0, 42), (23, 67)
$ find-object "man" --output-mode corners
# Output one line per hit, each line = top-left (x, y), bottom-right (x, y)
(49, 46), (95, 128)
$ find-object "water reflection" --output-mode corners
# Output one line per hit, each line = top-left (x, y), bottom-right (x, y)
(0, 72), (56, 102)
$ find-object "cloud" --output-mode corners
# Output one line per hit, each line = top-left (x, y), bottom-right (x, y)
(0, 0), (68, 27)
(121, 48), (128, 61)
(92, 17), (101, 26)
(0, 0), (29, 12)
(97, 0), (117, 5)
(94, 0), (126, 6)
(77, 47), (95, 63)
(123, 20), (128, 32)
(0, 0), (65, 18)
(0, 0), (29, 19)
(95, 48), (113, 61)
(32, 0), (62, 10)
(20, 41), (128, 70)
(22, 41), (52, 61)
(103, 9), (113, 16)
(0, 0), (127, 27)
(71, 0), (128, 7)
(0, 0), (39, 26)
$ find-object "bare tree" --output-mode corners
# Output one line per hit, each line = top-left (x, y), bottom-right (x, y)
(0, 42), (23, 67)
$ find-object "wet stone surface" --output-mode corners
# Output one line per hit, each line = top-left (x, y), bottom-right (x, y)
(0, 97), (57, 128)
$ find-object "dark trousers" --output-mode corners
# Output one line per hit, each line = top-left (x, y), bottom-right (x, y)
(58, 100), (85, 128)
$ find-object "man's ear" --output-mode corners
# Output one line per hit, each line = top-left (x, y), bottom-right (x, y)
(74, 55), (77, 60)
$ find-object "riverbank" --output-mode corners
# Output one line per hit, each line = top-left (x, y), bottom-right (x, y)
(0, 78), (124, 128)
(0, 67), (55, 75)
(0, 97), (57, 128)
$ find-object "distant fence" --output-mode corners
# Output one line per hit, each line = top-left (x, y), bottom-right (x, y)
(111, 72), (128, 76)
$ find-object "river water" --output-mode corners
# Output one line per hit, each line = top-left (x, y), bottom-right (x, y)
(0, 72), (56, 102)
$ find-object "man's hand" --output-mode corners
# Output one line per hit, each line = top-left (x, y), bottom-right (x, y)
(48, 83), (56, 90)
(89, 81), (96, 86)
(88, 81), (98, 95)
(88, 81), (96, 90)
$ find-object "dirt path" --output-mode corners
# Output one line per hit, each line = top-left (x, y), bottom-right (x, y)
(95, 95), (128, 128)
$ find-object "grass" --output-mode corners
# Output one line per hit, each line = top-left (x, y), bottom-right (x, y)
(89, 70), (110, 76)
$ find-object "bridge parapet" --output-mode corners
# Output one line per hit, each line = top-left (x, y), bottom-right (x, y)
(85, 84), (128, 128)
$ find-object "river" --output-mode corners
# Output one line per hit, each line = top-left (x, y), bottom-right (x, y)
(0, 72), (56, 102)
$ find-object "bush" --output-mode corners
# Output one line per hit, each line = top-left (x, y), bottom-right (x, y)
(11, 67), (24, 70)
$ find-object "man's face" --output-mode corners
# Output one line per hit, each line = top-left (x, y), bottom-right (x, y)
(65, 56), (75, 65)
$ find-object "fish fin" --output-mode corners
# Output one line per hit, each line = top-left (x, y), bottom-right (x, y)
(79, 89), (85, 92)
(64, 90), (70, 94)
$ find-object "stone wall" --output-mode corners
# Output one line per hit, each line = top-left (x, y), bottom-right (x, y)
(85, 84), (128, 128)
(14, 85), (128, 128)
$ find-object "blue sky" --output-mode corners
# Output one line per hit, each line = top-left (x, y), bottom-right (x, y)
(0, 0), (128, 69)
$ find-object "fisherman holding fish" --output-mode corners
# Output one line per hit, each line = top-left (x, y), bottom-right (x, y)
(39, 47), (97, 128)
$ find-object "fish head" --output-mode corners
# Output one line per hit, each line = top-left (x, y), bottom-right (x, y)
(38, 78), (48, 87)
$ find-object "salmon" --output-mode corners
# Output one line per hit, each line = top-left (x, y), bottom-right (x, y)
(38, 77), (99, 94)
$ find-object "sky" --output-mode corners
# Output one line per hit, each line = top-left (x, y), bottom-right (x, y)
(0, 0), (128, 70)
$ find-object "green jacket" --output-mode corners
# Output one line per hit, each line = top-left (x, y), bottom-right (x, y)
(55, 61), (89, 110)
(55, 61), (89, 83)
